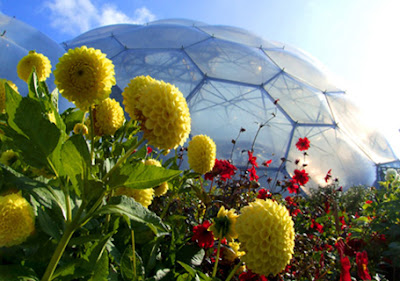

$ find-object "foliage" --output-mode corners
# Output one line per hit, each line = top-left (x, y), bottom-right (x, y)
(0, 52), (399, 281)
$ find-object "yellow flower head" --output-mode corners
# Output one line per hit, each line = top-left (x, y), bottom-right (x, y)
(0, 79), (18, 113)
(210, 206), (238, 241)
(122, 76), (191, 150)
(0, 193), (35, 247)
(144, 159), (169, 196)
(223, 241), (245, 263)
(17, 50), (52, 82)
(54, 46), (116, 110)
(73, 123), (89, 135)
(236, 199), (295, 276)
(92, 98), (125, 136)
(0, 150), (17, 166)
(114, 187), (154, 208)
(187, 135), (216, 174)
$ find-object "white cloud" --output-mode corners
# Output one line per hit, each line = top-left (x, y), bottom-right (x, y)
(43, 0), (156, 36)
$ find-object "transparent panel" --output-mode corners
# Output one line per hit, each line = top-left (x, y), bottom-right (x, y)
(115, 25), (210, 49)
(186, 38), (281, 85)
(264, 47), (341, 92)
(326, 93), (396, 163)
(64, 24), (140, 46)
(286, 126), (376, 193)
(66, 36), (125, 59)
(188, 80), (292, 167)
(148, 19), (207, 27)
(264, 72), (334, 124)
(198, 25), (283, 48)
(0, 38), (28, 90)
(377, 161), (400, 182)
(112, 49), (202, 97)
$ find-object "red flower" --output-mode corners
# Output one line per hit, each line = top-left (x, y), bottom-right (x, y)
(339, 216), (347, 230)
(324, 200), (331, 214)
(204, 159), (237, 181)
(191, 220), (214, 249)
(257, 188), (272, 199)
(248, 151), (258, 167)
(146, 146), (153, 154)
(311, 219), (324, 233)
(262, 159), (272, 167)
(365, 200), (372, 204)
(247, 166), (259, 181)
(340, 256), (352, 281)
(324, 169), (332, 183)
(356, 251), (371, 280)
(288, 179), (300, 194)
(296, 137), (310, 151)
(292, 169), (309, 185)
(239, 270), (268, 281)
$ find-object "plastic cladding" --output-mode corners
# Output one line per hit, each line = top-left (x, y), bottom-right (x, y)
(0, 12), (72, 111)
(62, 19), (399, 192)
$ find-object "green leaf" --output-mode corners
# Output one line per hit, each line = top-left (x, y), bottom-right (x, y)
(107, 161), (181, 190)
(61, 108), (86, 133)
(96, 196), (167, 235)
(0, 265), (39, 281)
(5, 89), (64, 173)
(177, 261), (196, 277)
(89, 251), (109, 281)
(120, 247), (145, 281)
(177, 246), (205, 267)
(61, 134), (90, 188)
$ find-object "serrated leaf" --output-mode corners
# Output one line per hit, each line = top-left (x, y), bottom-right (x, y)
(96, 196), (166, 234)
(0, 265), (39, 281)
(107, 162), (181, 190)
(61, 134), (90, 189)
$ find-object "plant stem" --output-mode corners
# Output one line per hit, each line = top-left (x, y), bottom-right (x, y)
(89, 106), (95, 165)
(225, 261), (242, 281)
(131, 229), (136, 279)
(101, 138), (145, 182)
(41, 204), (85, 281)
(212, 238), (222, 278)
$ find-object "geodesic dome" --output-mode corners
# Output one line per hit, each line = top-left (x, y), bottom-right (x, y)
(0, 12), (72, 111)
(63, 19), (399, 192)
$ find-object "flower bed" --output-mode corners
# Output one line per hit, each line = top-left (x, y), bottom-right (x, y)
(0, 47), (399, 281)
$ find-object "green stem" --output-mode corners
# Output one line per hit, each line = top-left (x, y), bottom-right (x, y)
(101, 138), (145, 182)
(225, 261), (242, 281)
(212, 238), (222, 278)
(64, 187), (72, 222)
(131, 229), (136, 279)
(89, 106), (95, 164)
(41, 204), (84, 281)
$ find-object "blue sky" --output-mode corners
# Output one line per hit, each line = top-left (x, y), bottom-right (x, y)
(2, 0), (400, 151)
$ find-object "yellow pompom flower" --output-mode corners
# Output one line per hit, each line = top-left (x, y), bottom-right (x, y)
(187, 135), (216, 174)
(114, 187), (154, 208)
(144, 159), (169, 196)
(17, 50), (52, 82)
(73, 123), (89, 135)
(210, 206), (238, 241)
(235, 199), (295, 276)
(0, 193), (35, 247)
(223, 241), (245, 263)
(122, 76), (191, 150)
(92, 98), (125, 136)
(54, 46), (116, 110)
(0, 79), (18, 113)
(0, 150), (17, 166)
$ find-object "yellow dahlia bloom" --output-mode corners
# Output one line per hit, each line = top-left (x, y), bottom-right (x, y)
(17, 50), (52, 82)
(114, 187), (154, 208)
(144, 159), (169, 196)
(236, 199), (295, 276)
(0, 79), (18, 113)
(92, 98), (125, 136)
(187, 135), (216, 174)
(210, 206), (238, 241)
(73, 123), (89, 135)
(54, 46), (116, 110)
(223, 241), (245, 263)
(0, 150), (17, 166)
(122, 76), (191, 150)
(0, 193), (35, 247)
